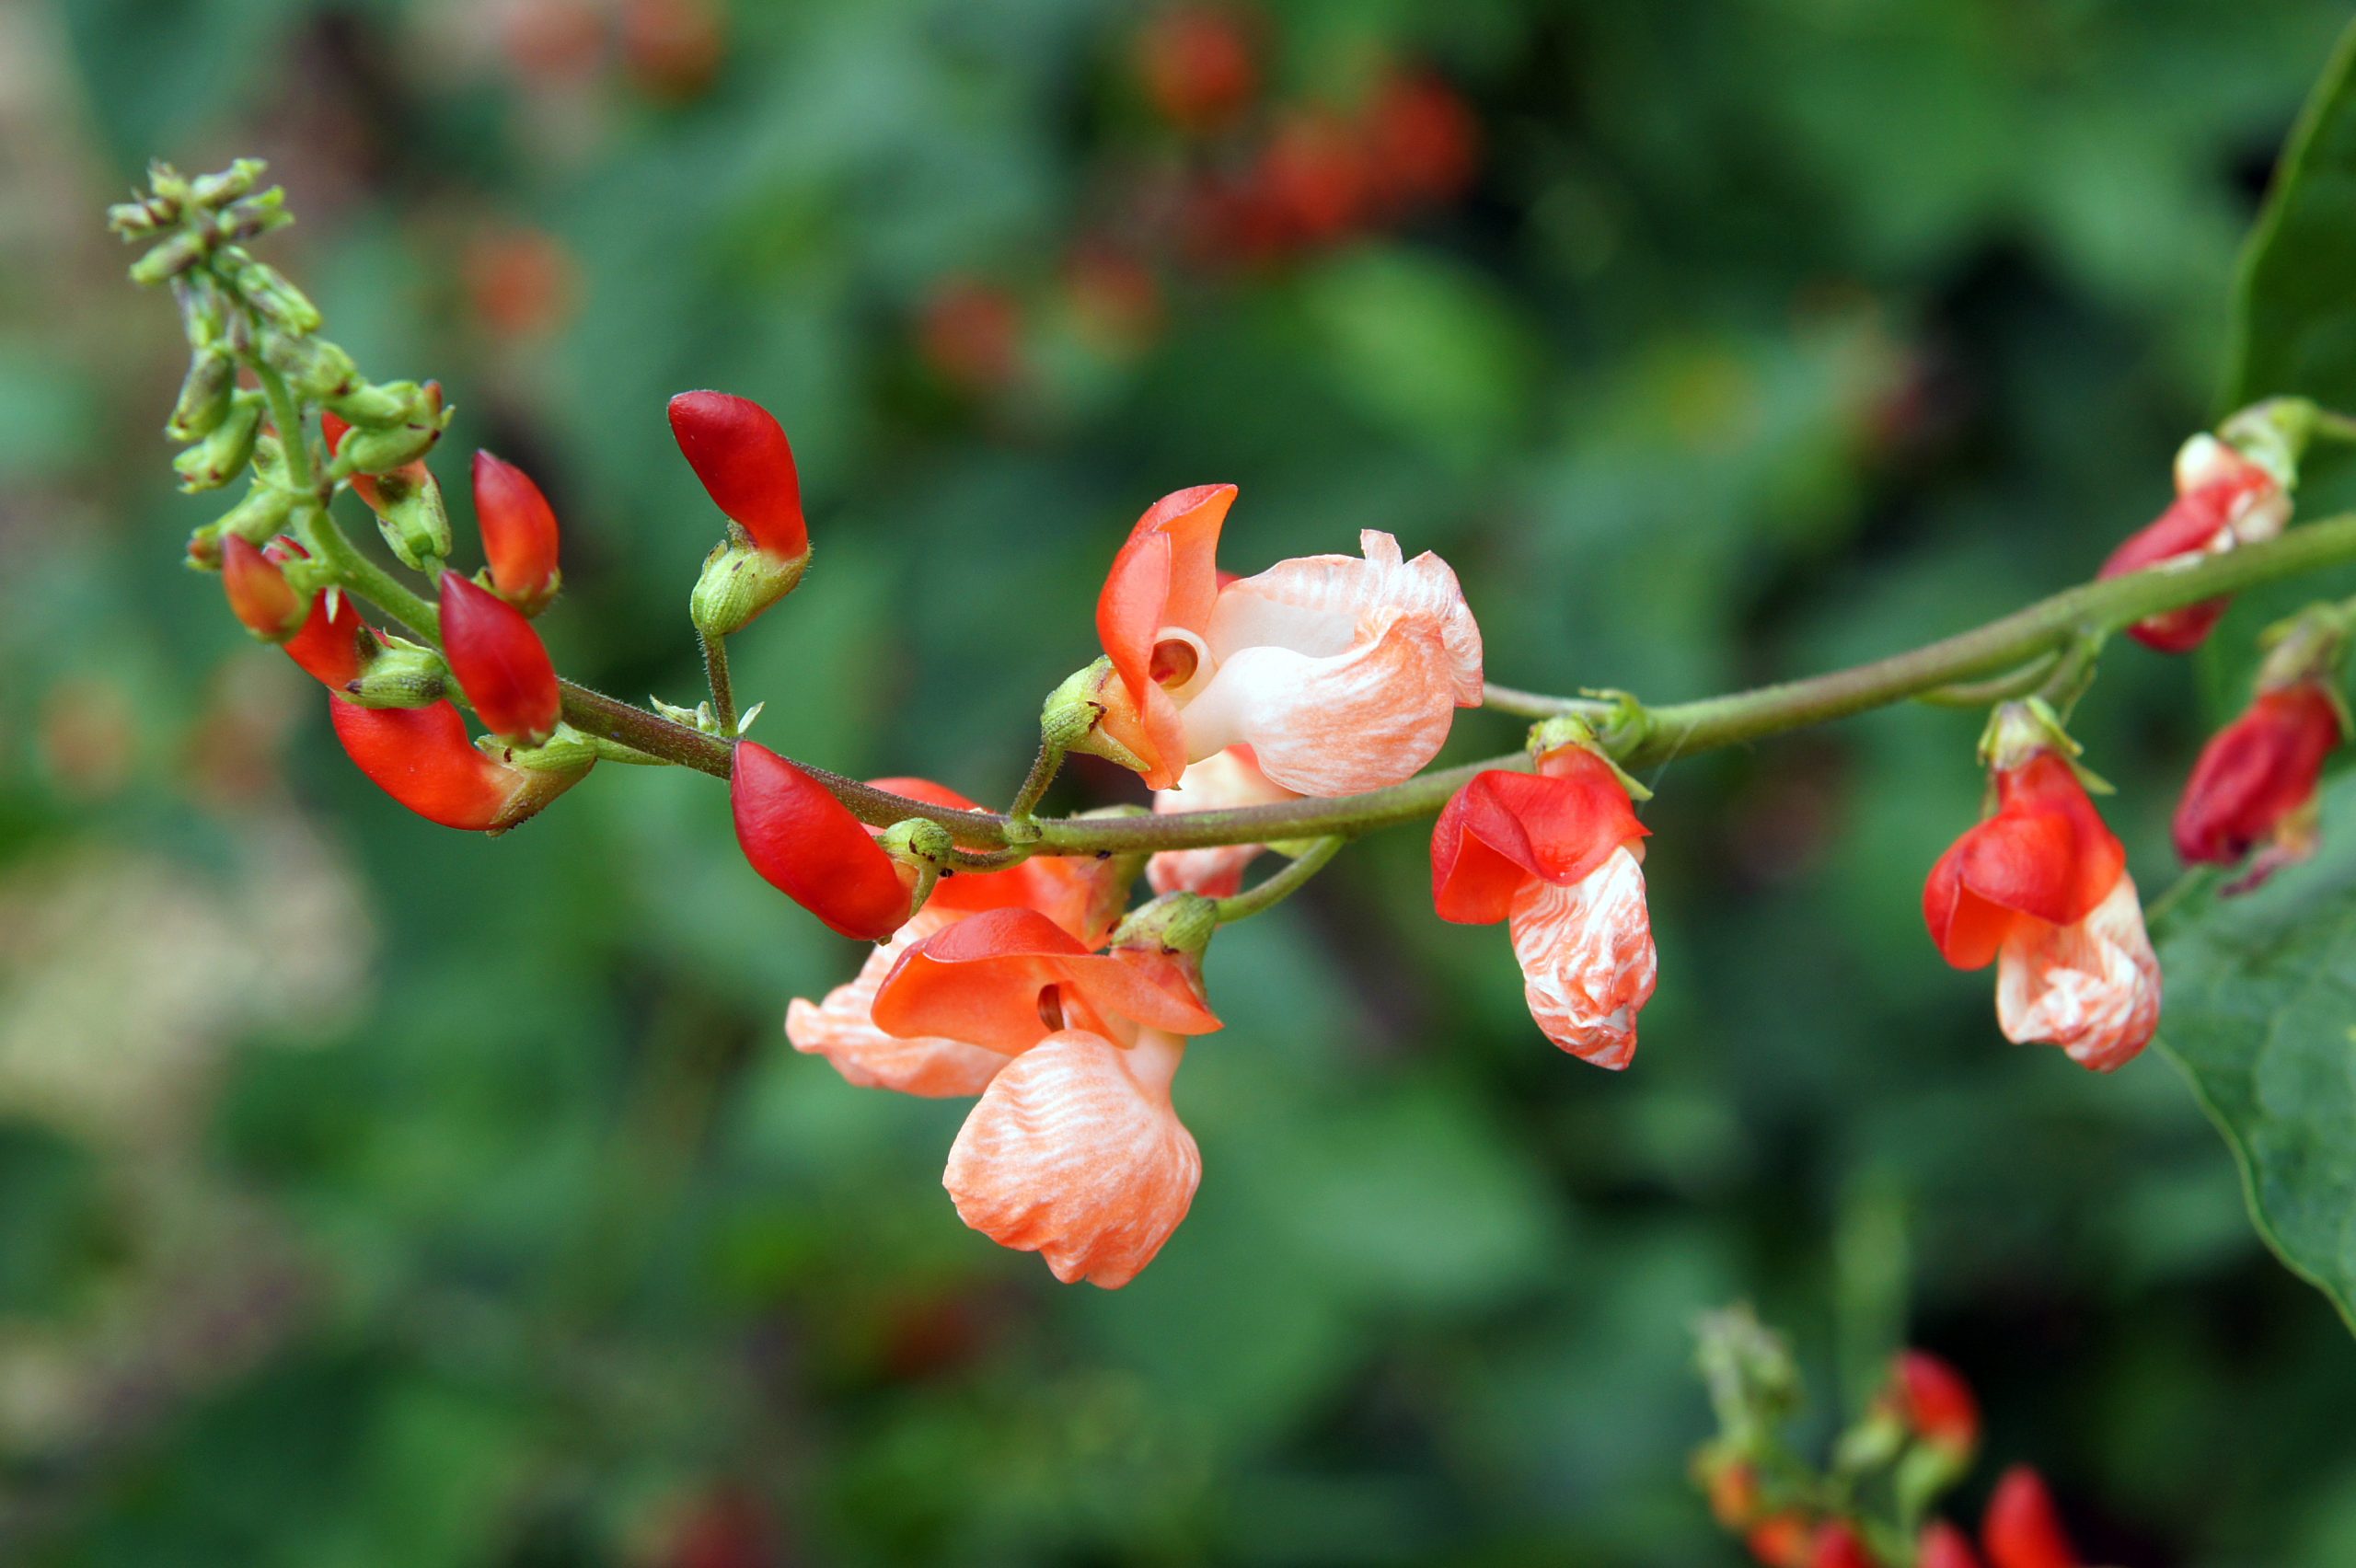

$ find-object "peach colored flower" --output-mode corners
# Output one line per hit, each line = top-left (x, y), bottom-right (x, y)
(1096, 485), (1481, 794)
(1147, 744), (1299, 898)
(942, 1027), (1199, 1287)
(1993, 874), (2160, 1073)
(785, 909), (1009, 1097)
(1431, 744), (1656, 1066)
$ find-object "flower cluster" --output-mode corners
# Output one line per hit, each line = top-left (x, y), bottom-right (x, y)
(114, 162), (2356, 1293)
(1692, 1307), (2102, 1568)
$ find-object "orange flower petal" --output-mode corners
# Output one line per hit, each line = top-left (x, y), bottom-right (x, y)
(942, 1028), (1199, 1287)
(786, 910), (1010, 1097)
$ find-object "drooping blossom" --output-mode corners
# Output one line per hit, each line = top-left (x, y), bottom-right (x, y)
(1431, 740), (1655, 1068)
(1147, 744), (1299, 897)
(866, 904), (1224, 1287)
(1924, 734), (2159, 1072)
(2096, 433), (2291, 652)
(2174, 679), (2343, 888)
(1095, 484), (1482, 795)
(1981, 1467), (2084, 1568)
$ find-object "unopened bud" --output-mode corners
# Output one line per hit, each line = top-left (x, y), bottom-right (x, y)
(340, 635), (450, 709)
(215, 189), (292, 244)
(174, 277), (229, 350)
(189, 158), (266, 210)
(262, 330), (360, 403)
(688, 526), (810, 639)
(472, 450), (563, 613)
(106, 199), (165, 240)
(335, 386), (449, 474)
(323, 378), (422, 429)
(364, 465), (453, 571)
(220, 535), (305, 641)
(440, 573), (560, 744)
(173, 389), (264, 490)
(165, 346), (237, 443)
(220, 252), (321, 335)
(1110, 890), (1218, 956)
(211, 479), (300, 548)
(129, 228), (209, 287)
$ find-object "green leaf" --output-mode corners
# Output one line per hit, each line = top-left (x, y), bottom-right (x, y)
(2225, 17), (2356, 413)
(2158, 772), (2356, 1330)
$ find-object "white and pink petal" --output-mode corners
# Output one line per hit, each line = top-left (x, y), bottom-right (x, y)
(785, 910), (1009, 1097)
(1506, 845), (1657, 1070)
(1993, 873), (2161, 1073)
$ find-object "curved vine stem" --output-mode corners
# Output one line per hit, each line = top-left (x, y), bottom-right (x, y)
(312, 506), (2356, 856)
(1213, 837), (1345, 923)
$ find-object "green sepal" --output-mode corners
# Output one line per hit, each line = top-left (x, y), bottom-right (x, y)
(688, 527), (809, 639)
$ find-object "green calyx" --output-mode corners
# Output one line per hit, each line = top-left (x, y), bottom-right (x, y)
(1042, 656), (1148, 772)
(1528, 713), (1655, 801)
(1110, 891), (1218, 957)
(688, 527), (809, 640)
(360, 466), (453, 571)
(341, 635), (449, 709)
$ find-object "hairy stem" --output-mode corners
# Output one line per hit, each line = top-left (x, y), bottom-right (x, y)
(700, 633), (735, 733)
(1008, 740), (1066, 820)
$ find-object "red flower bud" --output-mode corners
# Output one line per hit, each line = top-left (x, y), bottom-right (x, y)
(220, 534), (304, 641)
(439, 571), (561, 745)
(732, 741), (913, 940)
(471, 449), (562, 610)
(1982, 1467), (2083, 1568)
(2097, 439), (2286, 653)
(1891, 1350), (1980, 1451)
(1807, 1523), (1877, 1568)
(1918, 1522), (1983, 1568)
(667, 391), (808, 559)
(329, 698), (577, 832)
(2174, 682), (2342, 871)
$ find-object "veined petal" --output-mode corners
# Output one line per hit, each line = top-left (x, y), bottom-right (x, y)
(1507, 844), (1657, 1069)
(942, 1028), (1200, 1288)
(1180, 605), (1455, 794)
(1148, 746), (1299, 898)
(1208, 530), (1483, 703)
(785, 910), (1008, 1097)
(1994, 873), (2161, 1073)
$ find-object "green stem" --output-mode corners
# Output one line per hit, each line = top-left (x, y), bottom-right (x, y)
(248, 359), (316, 494)
(1481, 681), (1615, 719)
(1214, 837), (1344, 923)
(1913, 651), (2062, 709)
(1009, 740), (1065, 819)
(700, 632), (735, 733)
(318, 507), (2356, 857)
(308, 509), (441, 638)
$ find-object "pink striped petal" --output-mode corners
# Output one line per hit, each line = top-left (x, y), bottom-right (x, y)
(1507, 845), (1657, 1069)
(1994, 873), (2161, 1072)
(942, 1028), (1199, 1288)
(785, 910), (1009, 1097)
(1208, 530), (1483, 703)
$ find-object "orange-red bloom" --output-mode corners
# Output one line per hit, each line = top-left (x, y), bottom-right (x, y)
(731, 742), (915, 941)
(2174, 681), (2342, 883)
(1097, 485), (1482, 793)
(2096, 434), (2290, 653)
(329, 698), (582, 832)
(439, 571), (561, 745)
(1432, 744), (1655, 1067)
(471, 449), (562, 612)
(667, 390), (808, 560)
(268, 539), (375, 688)
(1982, 1467), (2083, 1568)
(1806, 1523), (1877, 1568)
(1924, 749), (2158, 1071)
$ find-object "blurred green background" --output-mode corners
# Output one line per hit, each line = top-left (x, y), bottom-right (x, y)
(7, 1), (2356, 1562)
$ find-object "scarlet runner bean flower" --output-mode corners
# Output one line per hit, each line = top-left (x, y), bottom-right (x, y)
(2174, 678), (2345, 888)
(866, 904), (1225, 1286)
(470, 449), (562, 612)
(265, 538), (447, 705)
(439, 571), (561, 746)
(730, 742), (920, 941)
(1923, 708), (2160, 1072)
(329, 698), (587, 832)
(219, 533), (304, 641)
(2096, 432), (2291, 653)
(1146, 744), (1299, 897)
(1091, 484), (1483, 794)
(1981, 1467), (2084, 1568)
(1431, 733), (1656, 1068)
(669, 390), (812, 637)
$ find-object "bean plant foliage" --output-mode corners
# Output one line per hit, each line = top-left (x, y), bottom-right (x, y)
(2169, 18), (2356, 1331)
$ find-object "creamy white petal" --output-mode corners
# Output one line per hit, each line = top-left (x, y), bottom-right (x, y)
(942, 1028), (1198, 1288)
(1207, 529), (1483, 702)
(1994, 874), (2161, 1073)
(785, 910), (1008, 1097)
(1507, 846), (1657, 1070)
